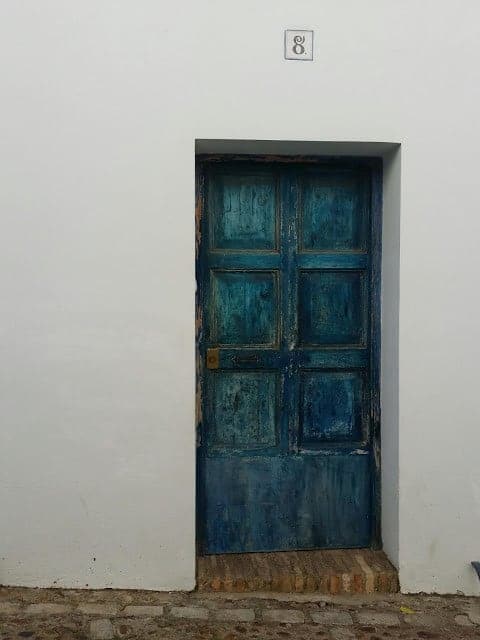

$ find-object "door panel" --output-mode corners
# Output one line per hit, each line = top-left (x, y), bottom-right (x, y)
(210, 173), (278, 250)
(197, 159), (380, 554)
(209, 371), (279, 450)
(203, 456), (371, 554)
(298, 270), (367, 346)
(210, 270), (279, 346)
(299, 370), (365, 444)
(300, 173), (368, 251)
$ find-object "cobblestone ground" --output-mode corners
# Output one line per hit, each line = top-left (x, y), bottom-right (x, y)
(1, 587), (480, 640)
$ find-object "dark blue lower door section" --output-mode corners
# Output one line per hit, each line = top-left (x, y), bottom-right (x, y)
(204, 456), (371, 553)
(197, 159), (380, 554)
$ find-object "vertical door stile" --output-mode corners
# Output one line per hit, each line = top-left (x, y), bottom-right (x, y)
(280, 168), (296, 455)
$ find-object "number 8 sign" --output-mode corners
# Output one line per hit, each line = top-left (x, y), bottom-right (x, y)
(284, 30), (314, 61)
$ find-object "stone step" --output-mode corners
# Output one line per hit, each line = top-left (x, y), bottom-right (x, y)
(197, 549), (398, 594)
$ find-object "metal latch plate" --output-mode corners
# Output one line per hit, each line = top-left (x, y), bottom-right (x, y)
(206, 348), (219, 369)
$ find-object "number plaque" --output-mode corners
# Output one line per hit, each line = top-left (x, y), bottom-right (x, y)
(284, 30), (314, 61)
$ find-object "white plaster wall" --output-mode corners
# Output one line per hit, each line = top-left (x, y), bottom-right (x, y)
(1, 0), (479, 593)
(381, 149), (401, 571)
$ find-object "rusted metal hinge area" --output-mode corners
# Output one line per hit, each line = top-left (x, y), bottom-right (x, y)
(206, 348), (219, 369)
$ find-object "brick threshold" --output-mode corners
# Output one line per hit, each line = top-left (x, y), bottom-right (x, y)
(197, 548), (398, 594)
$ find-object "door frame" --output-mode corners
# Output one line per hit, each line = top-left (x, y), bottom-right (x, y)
(195, 154), (383, 556)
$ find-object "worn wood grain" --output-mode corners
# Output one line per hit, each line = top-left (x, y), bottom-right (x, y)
(196, 158), (382, 555)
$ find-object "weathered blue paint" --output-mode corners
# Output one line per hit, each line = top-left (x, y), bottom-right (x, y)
(300, 172), (368, 251)
(197, 158), (382, 554)
(204, 455), (371, 554)
(300, 371), (365, 444)
(298, 270), (367, 346)
(209, 371), (279, 450)
(211, 271), (278, 346)
(210, 173), (278, 250)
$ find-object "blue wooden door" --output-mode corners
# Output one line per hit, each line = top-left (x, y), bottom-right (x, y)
(197, 159), (381, 554)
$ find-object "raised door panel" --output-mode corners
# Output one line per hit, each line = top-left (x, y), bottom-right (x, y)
(210, 173), (278, 251)
(210, 270), (279, 346)
(300, 371), (365, 444)
(298, 270), (367, 346)
(208, 371), (279, 450)
(300, 173), (368, 251)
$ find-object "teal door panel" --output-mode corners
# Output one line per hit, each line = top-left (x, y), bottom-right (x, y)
(197, 159), (381, 554)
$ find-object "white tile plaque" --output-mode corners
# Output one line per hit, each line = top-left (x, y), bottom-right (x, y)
(284, 30), (314, 61)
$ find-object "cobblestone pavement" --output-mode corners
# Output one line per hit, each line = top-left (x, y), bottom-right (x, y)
(1, 587), (480, 639)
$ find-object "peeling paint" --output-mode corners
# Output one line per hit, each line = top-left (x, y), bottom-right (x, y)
(196, 157), (382, 553)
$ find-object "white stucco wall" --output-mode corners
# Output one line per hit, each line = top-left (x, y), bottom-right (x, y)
(1, 1), (479, 593)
